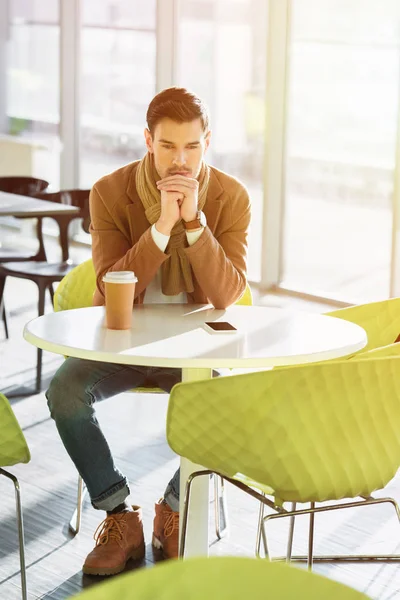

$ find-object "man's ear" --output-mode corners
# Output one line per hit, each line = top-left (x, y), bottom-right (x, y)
(144, 128), (153, 153)
(204, 130), (211, 153)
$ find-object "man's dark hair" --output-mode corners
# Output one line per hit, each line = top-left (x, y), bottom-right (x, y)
(146, 87), (210, 136)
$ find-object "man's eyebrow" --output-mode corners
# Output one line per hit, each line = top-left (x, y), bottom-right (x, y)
(158, 139), (201, 145)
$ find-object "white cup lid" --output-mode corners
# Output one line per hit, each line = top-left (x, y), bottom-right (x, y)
(102, 271), (138, 284)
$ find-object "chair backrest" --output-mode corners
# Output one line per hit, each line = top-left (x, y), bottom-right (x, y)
(54, 259), (253, 310)
(73, 556), (368, 600)
(326, 298), (400, 351)
(35, 189), (91, 262)
(0, 393), (30, 467)
(168, 355), (400, 504)
(235, 282), (253, 306)
(0, 176), (49, 196)
(54, 258), (96, 311)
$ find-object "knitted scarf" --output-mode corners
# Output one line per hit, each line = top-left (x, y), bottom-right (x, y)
(135, 152), (210, 295)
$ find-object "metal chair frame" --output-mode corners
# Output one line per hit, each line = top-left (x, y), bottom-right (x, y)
(179, 470), (400, 568)
(70, 471), (229, 539)
(0, 468), (28, 600)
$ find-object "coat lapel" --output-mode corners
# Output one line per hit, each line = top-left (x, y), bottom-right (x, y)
(202, 167), (224, 231)
(125, 161), (151, 243)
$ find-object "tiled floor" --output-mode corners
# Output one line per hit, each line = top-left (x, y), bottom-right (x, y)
(1, 231), (400, 599)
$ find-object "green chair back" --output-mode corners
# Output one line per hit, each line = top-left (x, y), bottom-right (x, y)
(54, 258), (96, 311)
(326, 298), (400, 352)
(73, 556), (368, 599)
(0, 393), (30, 467)
(168, 356), (400, 504)
(235, 283), (253, 306)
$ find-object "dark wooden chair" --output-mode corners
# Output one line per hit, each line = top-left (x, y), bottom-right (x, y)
(0, 176), (49, 196)
(0, 189), (91, 391)
(0, 176), (50, 338)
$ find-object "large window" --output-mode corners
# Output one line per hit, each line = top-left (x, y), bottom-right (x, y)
(5, 0), (60, 187)
(177, 0), (268, 282)
(5, 0), (400, 304)
(79, 0), (157, 187)
(282, 0), (400, 302)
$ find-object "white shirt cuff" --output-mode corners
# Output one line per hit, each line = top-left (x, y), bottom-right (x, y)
(186, 227), (204, 246)
(151, 223), (170, 253)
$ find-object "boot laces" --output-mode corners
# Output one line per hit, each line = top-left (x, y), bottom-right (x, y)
(164, 511), (179, 538)
(94, 514), (126, 548)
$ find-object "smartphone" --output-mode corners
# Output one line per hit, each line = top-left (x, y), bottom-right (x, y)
(204, 321), (237, 334)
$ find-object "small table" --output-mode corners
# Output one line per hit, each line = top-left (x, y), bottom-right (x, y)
(0, 191), (80, 218)
(23, 304), (367, 557)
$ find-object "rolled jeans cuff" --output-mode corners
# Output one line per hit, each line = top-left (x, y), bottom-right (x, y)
(164, 469), (180, 513)
(91, 478), (130, 511)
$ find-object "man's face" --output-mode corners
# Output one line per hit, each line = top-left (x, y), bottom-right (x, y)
(144, 117), (211, 180)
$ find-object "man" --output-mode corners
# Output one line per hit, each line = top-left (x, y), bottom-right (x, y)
(46, 87), (250, 575)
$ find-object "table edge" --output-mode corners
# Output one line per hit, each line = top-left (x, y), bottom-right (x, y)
(23, 326), (367, 369)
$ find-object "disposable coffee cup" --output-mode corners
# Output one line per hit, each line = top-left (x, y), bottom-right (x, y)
(102, 271), (138, 330)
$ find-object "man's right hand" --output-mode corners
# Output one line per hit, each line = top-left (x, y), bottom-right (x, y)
(155, 190), (183, 236)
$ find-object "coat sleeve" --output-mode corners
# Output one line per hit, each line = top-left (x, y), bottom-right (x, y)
(184, 185), (251, 309)
(90, 185), (168, 305)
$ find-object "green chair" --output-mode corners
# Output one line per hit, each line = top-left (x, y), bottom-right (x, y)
(72, 556), (369, 599)
(0, 393), (31, 600)
(167, 356), (400, 567)
(271, 297), (400, 561)
(54, 259), (252, 536)
(325, 297), (400, 353)
(276, 298), (400, 561)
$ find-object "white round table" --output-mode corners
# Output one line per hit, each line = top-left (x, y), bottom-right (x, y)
(23, 304), (367, 558)
(23, 303), (367, 368)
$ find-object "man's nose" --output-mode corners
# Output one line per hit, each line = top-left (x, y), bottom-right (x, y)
(172, 150), (187, 166)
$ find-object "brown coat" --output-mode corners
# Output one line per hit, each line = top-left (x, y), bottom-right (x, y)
(90, 160), (251, 309)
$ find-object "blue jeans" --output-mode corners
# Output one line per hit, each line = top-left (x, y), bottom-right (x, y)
(46, 358), (181, 512)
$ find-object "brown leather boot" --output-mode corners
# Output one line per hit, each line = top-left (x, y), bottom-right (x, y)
(83, 506), (145, 576)
(152, 499), (179, 559)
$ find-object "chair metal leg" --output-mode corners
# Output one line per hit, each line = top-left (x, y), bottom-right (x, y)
(261, 519), (271, 561)
(214, 475), (229, 540)
(35, 281), (46, 392)
(286, 502), (296, 563)
(179, 475), (194, 559)
(2, 301), (8, 338)
(180, 470), (400, 565)
(255, 494), (266, 557)
(206, 473), (400, 564)
(308, 502), (315, 571)
(0, 276), (8, 339)
(179, 470), (214, 559)
(69, 475), (87, 535)
(263, 496), (400, 563)
(0, 468), (28, 600)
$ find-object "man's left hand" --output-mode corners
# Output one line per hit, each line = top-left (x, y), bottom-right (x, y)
(157, 175), (199, 222)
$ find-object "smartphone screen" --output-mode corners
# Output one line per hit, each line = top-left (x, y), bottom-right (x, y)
(205, 321), (237, 331)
